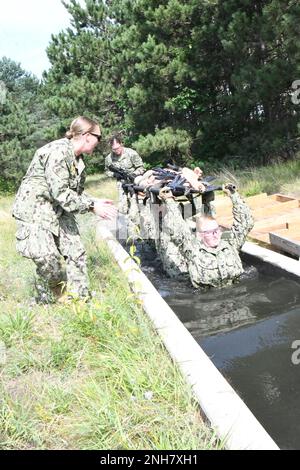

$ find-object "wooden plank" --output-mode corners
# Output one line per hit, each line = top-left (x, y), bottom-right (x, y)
(215, 195), (283, 218)
(249, 232), (270, 243)
(215, 192), (300, 249)
(252, 223), (288, 233)
(245, 194), (278, 210)
(213, 195), (270, 212)
(270, 228), (300, 242)
(252, 199), (299, 219)
(253, 211), (300, 230)
(214, 193), (269, 208)
(269, 193), (298, 203)
(244, 193), (269, 203)
(217, 215), (234, 227)
(269, 232), (300, 257)
(219, 210), (300, 230)
(271, 227), (300, 235)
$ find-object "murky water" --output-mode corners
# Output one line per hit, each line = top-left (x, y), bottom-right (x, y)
(137, 244), (300, 449)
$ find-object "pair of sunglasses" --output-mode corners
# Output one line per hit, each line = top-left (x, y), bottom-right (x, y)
(83, 132), (102, 142)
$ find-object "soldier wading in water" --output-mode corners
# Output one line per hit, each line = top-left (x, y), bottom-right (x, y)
(160, 184), (254, 288)
(12, 116), (117, 303)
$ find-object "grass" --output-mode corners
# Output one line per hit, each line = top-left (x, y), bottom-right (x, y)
(0, 175), (219, 450)
(214, 152), (300, 198)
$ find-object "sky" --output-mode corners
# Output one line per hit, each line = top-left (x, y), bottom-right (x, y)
(0, 0), (83, 78)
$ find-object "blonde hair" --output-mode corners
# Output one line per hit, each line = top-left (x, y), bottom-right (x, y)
(65, 116), (100, 139)
(196, 215), (216, 232)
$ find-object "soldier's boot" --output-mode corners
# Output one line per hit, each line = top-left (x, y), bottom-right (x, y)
(34, 279), (55, 304)
(50, 282), (67, 303)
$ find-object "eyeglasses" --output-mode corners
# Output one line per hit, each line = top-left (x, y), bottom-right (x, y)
(199, 227), (220, 236)
(83, 132), (102, 142)
(90, 133), (102, 142)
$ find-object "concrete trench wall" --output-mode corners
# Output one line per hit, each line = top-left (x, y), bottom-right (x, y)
(242, 241), (300, 277)
(96, 223), (279, 450)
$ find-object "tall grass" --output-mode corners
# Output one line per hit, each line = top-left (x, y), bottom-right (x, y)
(215, 153), (300, 197)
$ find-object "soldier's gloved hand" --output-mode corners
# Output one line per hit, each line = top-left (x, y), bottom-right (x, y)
(93, 199), (118, 219)
(158, 187), (173, 201)
(222, 183), (237, 196)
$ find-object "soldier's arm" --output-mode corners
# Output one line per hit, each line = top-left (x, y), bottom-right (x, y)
(44, 151), (94, 213)
(163, 199), (207, 287)
(130, 150), (145, 176)
(163, 199), (194, 253)
(228, 192), (254, 249)
(78, 173), (86, 195)
(105, 154), (115, 178)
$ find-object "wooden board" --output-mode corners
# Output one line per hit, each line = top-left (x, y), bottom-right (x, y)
(215, 192), (300, 258)
(269, 232), (300, 257)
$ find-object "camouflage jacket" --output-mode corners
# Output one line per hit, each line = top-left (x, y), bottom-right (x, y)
(105, 147), (145, 178)
(163, 192), (254, 288)
(12, 138), (94, 236)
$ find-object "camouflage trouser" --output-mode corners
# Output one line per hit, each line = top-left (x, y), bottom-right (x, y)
(127, 193), (141, 241)
(15, 214), (89, 303)
(117, 182), (129, 215)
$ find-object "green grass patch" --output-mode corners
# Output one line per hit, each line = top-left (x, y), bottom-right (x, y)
(215, 153), (300, 197)
(0, 176), (218, 450)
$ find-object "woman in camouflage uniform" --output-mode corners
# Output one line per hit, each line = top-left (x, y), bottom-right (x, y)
(13, 116), (117, 303)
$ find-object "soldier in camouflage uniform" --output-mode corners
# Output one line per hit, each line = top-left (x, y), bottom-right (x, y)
(146, 195), (189, 279)
(160, 186), (254, 288)
(13, 116), (117, 303)
(105, 134), (145, 216)
(105, 134), (145, 179)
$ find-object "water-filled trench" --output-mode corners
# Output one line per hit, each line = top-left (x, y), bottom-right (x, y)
(134, 242), (300, 450)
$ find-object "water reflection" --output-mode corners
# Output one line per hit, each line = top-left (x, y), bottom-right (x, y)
(142, 251), (300, 338)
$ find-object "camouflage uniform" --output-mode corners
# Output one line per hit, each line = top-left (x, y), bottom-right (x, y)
(163, 192), (254, 288)
(105, 147), (145, 215)
(105, 147), (145, 178)
(12, 138), (94, 302)
(139, 199), (156, 241)
(145, 200), (188, 279)
(146, 197), (215, 279)
(127, 193), (142, 240)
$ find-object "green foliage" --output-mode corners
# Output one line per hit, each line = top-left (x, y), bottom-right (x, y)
(1, 0), (300, 192)
(0, 187), (218, 450)
(42, 0), (300, 169)
(0, 310), (35, 347)
(133, 127), (193, 166)
(0, 57), (51, 191)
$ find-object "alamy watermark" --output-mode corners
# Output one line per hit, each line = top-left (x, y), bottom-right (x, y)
(0, 80), (7, 105)
(291, 340), (300, 365)
(291, 80), (300, 105)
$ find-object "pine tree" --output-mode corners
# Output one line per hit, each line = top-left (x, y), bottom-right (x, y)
(43, 0), (300, 170)
(0, 58), (47, 191)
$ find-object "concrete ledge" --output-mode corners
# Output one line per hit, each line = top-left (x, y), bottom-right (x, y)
(96, 225), (279, 450)
(242, 241), (300, 277)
